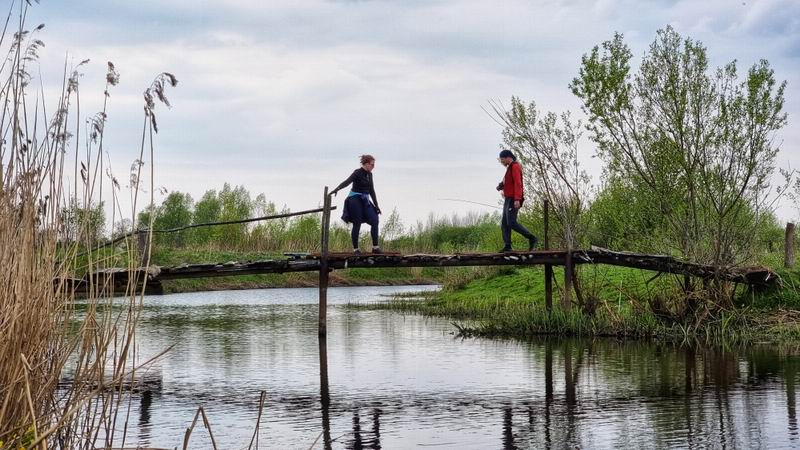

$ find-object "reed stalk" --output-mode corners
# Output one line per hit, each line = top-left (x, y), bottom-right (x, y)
(0, 2), (176, 447)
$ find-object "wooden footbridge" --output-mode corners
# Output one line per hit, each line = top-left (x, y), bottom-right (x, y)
(69, 188), (779, 335)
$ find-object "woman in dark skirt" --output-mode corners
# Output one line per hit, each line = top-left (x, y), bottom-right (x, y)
(331, 154), (382, 254)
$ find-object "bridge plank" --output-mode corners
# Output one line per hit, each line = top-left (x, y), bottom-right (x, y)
(67, 249), (779, 292)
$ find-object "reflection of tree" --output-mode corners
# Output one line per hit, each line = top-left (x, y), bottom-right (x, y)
(134, 313), (800, 448)
(506, 338), (800, 449)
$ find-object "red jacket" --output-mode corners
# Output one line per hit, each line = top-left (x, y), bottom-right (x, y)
(503, 161), (524, 201)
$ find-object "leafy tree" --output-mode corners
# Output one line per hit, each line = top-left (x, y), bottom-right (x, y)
(137, 192), (193, 246)
(571, 26), (787, 268)
(62, 200), (106, 244)
(192, 189), (222, 244)
(157, 192), (193, 245)
(217, 183), (252, 246)
(489, 98), (591, 251)
(585, 176), (666, 251)
(111, 218), (133, 241)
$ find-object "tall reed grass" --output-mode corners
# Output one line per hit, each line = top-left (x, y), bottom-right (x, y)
(0, 3), (176, 447)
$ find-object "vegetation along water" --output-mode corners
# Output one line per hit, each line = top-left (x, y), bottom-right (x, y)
(2, 2), (799, 448)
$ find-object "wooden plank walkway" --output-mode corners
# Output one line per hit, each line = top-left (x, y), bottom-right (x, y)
(70, 248), (777, 293)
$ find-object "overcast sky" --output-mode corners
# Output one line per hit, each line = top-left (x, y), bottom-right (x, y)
(26, 0), (800, 226)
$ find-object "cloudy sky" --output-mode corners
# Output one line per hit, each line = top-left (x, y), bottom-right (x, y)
(27, 0), (800, 225)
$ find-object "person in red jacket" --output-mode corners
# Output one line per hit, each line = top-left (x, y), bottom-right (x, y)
(496, 150), (538, 252)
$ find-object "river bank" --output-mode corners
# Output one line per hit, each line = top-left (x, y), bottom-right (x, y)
(159, 270), (441, 293)
(356, 265), (800, 344)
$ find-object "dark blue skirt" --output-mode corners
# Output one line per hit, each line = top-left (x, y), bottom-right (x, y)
(341, 193), (378, 226)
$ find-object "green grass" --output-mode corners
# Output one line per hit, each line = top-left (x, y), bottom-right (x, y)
(354, 263), (800, 344)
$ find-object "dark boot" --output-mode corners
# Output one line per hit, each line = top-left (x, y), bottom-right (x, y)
(528, 236), (538, 251)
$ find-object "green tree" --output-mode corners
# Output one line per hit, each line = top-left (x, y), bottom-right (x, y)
(585, 176), (666, 251)
(137, 192), (193, 246)
(489, 97), (591, 251)
(192, 189), (222, 245)
(217, 183), (252, 247)
(62, 200), (106, 244)
(571, 26), (787, 268)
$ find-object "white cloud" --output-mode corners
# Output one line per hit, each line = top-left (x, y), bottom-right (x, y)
(24, 0), (800, 225)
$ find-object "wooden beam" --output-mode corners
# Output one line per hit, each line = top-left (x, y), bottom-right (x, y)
(544, 200), (552, 313)
(71, 248), (779, 292)
(319, 186), (331, 335)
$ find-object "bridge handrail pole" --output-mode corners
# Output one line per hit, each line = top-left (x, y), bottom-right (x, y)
(74, 206), (337, 259)
(319, 186), (331, 335)
(544, 200), (552, 312)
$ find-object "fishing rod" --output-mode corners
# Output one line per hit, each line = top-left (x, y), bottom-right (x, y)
(437, 198), (501, 209)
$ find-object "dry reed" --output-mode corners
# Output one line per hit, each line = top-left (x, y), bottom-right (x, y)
(0, 2), (176, 448)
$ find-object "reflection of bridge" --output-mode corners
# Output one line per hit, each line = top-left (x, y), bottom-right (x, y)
(133, 336), (798, 449)
(69, 189), (779, 336)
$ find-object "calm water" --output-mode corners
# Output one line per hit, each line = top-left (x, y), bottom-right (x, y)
(110, 286), (800, 449)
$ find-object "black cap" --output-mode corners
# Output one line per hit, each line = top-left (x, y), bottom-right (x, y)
(499, 150), (516, 160)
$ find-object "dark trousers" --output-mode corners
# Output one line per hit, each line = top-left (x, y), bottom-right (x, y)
(345, 195), (379, 249)
(501, 197), (535, 247)
(352, 222), (379, 249)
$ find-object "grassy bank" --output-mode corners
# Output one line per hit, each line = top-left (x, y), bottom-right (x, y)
(355, 264), (800, 344)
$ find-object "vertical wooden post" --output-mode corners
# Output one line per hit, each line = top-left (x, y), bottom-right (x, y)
(544, 200), (552, 312)
(785, 222), (796, 269)
(564, 245), (573, 310)
(137, 230), (151, 267)
(319, 186), (331, 335)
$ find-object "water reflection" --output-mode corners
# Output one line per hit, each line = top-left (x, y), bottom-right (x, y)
(113, 286), (800, 449)
(138, 389), (153, 442)
(320, 334), (332, 450)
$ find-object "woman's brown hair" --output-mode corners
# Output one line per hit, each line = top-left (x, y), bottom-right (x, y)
(360, 154), (375, 165)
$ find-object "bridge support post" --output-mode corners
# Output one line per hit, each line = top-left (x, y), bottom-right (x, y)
(319, 186), (332, 335)
(786, 222), (796, 269)
(564, 246), (573, 311)
(544, 200), (552, 312)
(137, 230), (151, 267)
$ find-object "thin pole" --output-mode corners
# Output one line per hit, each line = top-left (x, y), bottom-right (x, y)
(785, 222), (796, 269)
(544, 200), (552, 312)
(76, 205), (336, 258)
(137, 230), (151, 267)
(319, 186), (331, 335)
(562, 202), (572, 310)
(564, 245), (573, 311)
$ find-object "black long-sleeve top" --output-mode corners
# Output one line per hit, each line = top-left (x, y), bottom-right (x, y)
(333, 168), (378, 207)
